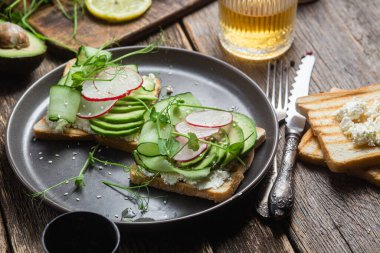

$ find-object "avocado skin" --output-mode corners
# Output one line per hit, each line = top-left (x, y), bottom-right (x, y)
(0, 52), (45, 75)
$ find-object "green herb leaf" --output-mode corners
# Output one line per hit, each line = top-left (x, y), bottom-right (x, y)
(75, 174), (85, 188)
(158, 114), (168, 123)
(188, 132), (200, 151)
(149, 107), (158, 122)
(167, 137), (181, 157)
(227, 142), (244, 156)
(158, 138), (168, 155)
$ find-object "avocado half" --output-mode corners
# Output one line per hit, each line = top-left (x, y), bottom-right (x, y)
(0, 21), (46, 74)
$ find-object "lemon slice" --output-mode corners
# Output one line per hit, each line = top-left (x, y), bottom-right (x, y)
(85, 0), (152, 23)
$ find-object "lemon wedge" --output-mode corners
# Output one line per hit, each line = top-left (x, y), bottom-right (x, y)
(85, 0), (152, 23)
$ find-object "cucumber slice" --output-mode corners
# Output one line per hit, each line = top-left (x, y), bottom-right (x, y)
(121, 95), (158, 102)
(90, 119), (144, 131)
(109, 105), (145, 113)
(137, 121), (171, 156)
(76, 46), (112, 65)
(115, 100), (151, 107)
(192, 146), (218, 170)
(172, 167), (211, 179)
(222, 123), (244, 166)
(48, 85), (81, 123)
(100, 109), (145, 123)
(179, 146), (211, 167)
(232, 112), (257, 154)
(138, 155), (211, 179)
(146, 92), (201, 123)
(126, 64), (138, 72)
(90, 125), (140, 137)
(215, 134), (229, 165)
(142, 75), (155, 91)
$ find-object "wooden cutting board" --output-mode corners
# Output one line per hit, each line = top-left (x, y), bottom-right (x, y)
(28, 0), (214, 51)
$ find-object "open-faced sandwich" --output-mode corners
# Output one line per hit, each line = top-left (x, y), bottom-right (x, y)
(130, 93), (266, 202)
(33, 46), (266, 203)
(33, 46), (161, 152)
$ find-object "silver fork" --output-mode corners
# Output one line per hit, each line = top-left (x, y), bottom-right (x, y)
(255, 61), (289, 219)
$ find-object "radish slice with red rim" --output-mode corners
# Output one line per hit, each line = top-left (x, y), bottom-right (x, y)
(175, 121), (219, 139)
(173, 137), (208, 162)
(186, 110), (233, 128)
(77, 97), (117, 119)
(81, 66), (143, 101)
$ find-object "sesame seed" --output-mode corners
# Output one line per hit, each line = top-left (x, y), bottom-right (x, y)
(55, 154), (60, 157)
(39, 157), (44, 160)
(64, 192), (68, 196)
(98, 166), (103, 170)
(72, 156), (76, 160)
(98, 149), (102, 152)
(38, 152), (43, 155)
(115, 215), (119, 218)
(96, 195), (102, 199)
(65, 181), (69, 184)
(48, 160), (53, 164)
(108, 172), (112, 175)
(76, 198), (80, 201)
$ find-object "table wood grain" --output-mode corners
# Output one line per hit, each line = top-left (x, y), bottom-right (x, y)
(28, 0), (213, 51)
(1, 0), (379, 252)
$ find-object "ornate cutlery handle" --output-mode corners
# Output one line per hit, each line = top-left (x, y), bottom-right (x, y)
(269, 128), (300, 220)
(255, 157), (278, 219)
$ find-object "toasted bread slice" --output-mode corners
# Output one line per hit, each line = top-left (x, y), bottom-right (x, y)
(130, 127), (266, 203)
(33, 59), (161, 152)
(297, 83), (380, 115)
(298, 129), (380, 187)
(295, 83), (380, 172)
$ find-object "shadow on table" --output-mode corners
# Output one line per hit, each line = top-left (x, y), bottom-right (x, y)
(117, 187), (288, 252)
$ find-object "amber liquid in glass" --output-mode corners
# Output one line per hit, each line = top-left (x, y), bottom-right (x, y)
(219, 0), (297, 60)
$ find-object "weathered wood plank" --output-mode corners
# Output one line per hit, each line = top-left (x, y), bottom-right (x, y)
(28, 0), (213, 51)
(0, 211), (10, 253)
(182, 1), (380, 253)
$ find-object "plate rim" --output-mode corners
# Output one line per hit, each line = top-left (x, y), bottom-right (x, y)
(6, 46), (279, 227)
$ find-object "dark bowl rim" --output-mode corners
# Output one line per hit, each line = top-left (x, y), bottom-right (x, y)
(41, 211), (120, 253)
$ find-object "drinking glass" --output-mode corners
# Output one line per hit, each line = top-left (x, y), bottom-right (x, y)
(219, 0), (298, 60)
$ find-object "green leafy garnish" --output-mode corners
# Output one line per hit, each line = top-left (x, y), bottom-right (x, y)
(187, 132), (200, 151)
(226, 142), (244, 157)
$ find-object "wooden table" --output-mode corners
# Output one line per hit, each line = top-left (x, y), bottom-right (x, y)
(1, 0), (380, 252)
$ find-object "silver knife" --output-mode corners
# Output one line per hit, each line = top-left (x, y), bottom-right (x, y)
(268, 54), (316, 220)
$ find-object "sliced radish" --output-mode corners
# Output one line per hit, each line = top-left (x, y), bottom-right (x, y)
(77, 97), (117, 119)
(175, 121), (219, 139)
(186, 110), (233, 128)
(173, 137), (208, 162)
(81, 66), (143, 101)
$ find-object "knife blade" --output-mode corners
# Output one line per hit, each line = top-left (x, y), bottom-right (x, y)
(268, 54), (316, 220)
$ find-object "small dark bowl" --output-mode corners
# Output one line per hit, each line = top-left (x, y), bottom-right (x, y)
(42, 211), (120, 253)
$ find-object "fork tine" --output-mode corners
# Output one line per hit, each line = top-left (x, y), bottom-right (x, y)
(284, 63), (289, 110)
(266, 62), (270, 96)
(277, 61), (283, 110)
(271, 61), (277, 107)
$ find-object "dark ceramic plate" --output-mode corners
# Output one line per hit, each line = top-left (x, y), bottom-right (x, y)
(6, 46), (278, 228)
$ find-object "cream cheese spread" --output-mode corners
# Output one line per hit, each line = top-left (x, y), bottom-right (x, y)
(158, 169), (231, 190)
(335, 98), (380, 146)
